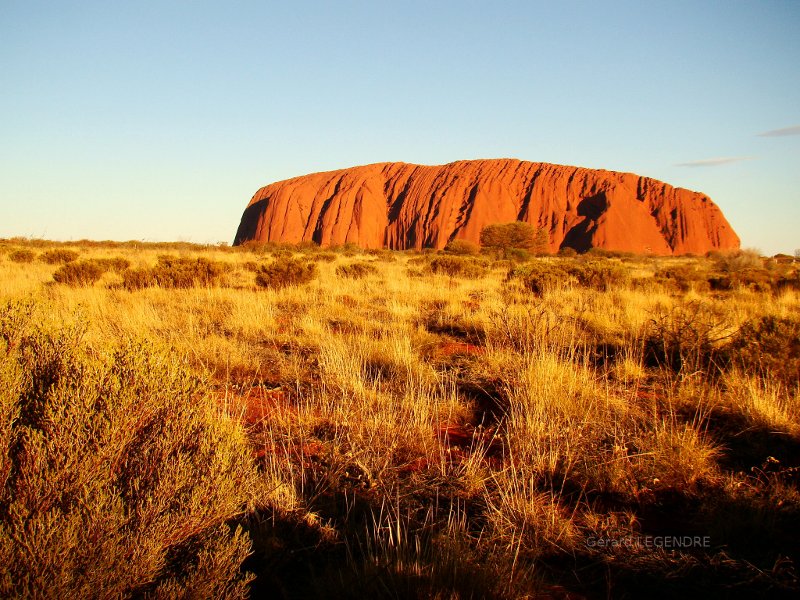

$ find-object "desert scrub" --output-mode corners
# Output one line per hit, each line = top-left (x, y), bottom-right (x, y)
(443, 239), (480, 255)
(52, 260), (106, 286)
(644, 300), (732, 375)
(8, 249), (35, 263)
(255, 257), (317, 289)
(655, 264), (711, 293)
(39, 248), (80, 264)
(428, 256), (487, 278)
(122, 256), (228, 290)
(564, 260), (630, 291)
(727, 315), (800, 388)
(93, 256), (131, 272)
(507, 262), (573, 296)
(0, 304), (256, 598)
(335, 262), (378, 279)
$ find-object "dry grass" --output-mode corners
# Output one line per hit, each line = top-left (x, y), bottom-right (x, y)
(1, 238), (799, 598)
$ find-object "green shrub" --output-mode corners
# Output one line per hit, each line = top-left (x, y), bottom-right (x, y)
(8, 250), (35, 263)
(336, 262), (379, 279)
(40, 249), (80, 264)
(428, 256), (486, 278)
(52, 260), (106, 286)
(0, 306), (256, 598)
(444, 239), (480, 256)
(255, 257), (318, 289)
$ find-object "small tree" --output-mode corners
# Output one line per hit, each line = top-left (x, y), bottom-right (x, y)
(480, 222), (536, 250)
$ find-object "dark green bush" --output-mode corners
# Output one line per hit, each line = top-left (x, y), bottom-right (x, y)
(336, 262), (379, 279)
(428, 256), (486, 278)
(40, 249), (80, 264)
(52, 260), (106, 286)
(255, 257), (318, 289)
(9, 250), (35, 263)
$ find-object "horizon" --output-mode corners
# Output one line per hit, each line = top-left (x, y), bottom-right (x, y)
(1, 1), (798, 253)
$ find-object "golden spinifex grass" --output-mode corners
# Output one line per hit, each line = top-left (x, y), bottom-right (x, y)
(1, 237), (799, 598)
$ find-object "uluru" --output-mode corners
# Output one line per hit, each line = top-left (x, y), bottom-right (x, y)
(233, 159), (740, 255)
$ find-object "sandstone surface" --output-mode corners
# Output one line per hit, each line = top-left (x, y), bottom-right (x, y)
(234, 160), (740, 255)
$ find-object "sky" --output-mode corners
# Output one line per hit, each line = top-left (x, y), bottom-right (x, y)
(1, 0), (798, 253)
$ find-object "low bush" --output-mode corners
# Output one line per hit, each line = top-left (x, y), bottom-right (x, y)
(0, 306), (256, 597)
(557, 247), (578, 257)
(156, 256), (228, 288)
(655, 265), (711, 293)
(707, 268), (776, 293)
(40, 249), (80, 264)
(52, 260), (106, 286)
(8, 250), (35, 263)
(508, 260), (629, 294)
(713, 249), (763, 272)
(644, 301), (731, 374)
(122, 256), (228, 290)
(121, 268), (159, 290)
(336, 262), (378, 279)
(563, 261), (629, 291)
(308, 252), (338, 263)
(444, 239), (480, 256)
(508, 262), (571, 296)
(428, 256), (487, 278)
(330, 242), (362, 256)
(93, 256), (131, 272)
(727, 315), (800, 388)
(255, 257), (318, 289)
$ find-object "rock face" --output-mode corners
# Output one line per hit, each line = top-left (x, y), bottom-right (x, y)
(234, 159), (740, 255)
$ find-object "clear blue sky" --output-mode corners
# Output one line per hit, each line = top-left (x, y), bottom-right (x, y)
(1, 1), (798, 253)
